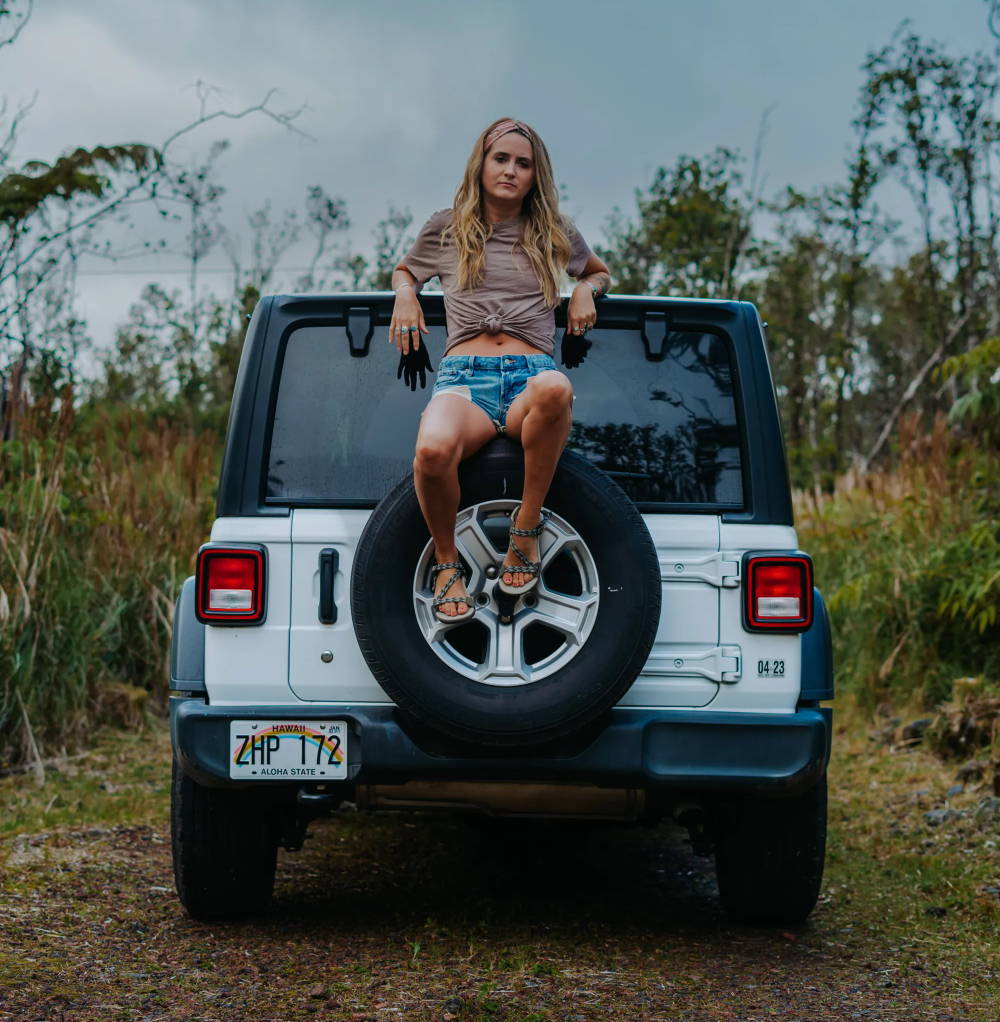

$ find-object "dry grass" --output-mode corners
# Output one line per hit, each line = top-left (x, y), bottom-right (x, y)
(795, 415), (1000, 709)
(0, 396), (219, 768)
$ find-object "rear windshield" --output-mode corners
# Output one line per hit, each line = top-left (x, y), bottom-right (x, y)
(266, 322), (743, 507)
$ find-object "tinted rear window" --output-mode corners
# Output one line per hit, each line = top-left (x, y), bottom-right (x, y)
(266, 323), (743, 506)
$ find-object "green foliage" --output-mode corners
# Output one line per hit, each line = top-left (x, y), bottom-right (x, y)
(598, 147), (757, 298)
(761, 170), (891, 484)
(797, 422), (1000, 707)
(936, 336), (1000, 446)
(0, 144), (157, 225)
(89, 280), (258, 435)
(0, 399), (219, 767)
(330, 203), (413, 290)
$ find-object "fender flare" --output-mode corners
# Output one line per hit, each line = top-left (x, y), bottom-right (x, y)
(171, 576), (206, 694)
(799, 587), (834, 703)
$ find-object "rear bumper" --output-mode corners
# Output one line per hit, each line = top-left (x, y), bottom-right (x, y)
(171, 697), (832, 797)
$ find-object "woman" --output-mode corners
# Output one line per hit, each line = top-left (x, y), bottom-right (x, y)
(390, 117), (612, 622)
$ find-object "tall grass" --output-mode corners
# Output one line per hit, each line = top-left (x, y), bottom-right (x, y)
(0, 393), (219, 768)
(795, 414), (999, 709)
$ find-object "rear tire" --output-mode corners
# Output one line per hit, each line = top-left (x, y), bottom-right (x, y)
(171, 759), (279, 920)
(713, 774), (827, 924)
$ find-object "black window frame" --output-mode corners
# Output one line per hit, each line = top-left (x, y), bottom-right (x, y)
(215, 294), (793, 526)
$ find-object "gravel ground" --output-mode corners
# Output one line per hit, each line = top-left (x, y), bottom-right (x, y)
(1, 716), (998, 1022)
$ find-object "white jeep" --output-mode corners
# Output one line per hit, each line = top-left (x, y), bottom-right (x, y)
(169, 292), (834, 922)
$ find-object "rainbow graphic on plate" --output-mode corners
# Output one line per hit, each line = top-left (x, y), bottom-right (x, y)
(229, 721), (347, 777)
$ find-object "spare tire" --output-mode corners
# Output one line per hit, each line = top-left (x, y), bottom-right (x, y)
(351, 437), (660, 747)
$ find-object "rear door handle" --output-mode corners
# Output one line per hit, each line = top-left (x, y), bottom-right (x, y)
(319, 548), (338, 624)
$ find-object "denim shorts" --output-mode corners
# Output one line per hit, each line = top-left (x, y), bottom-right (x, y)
(430, 353), (560, 433)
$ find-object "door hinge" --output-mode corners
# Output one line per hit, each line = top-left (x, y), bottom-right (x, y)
(643, 645), (742, 684)
(659, 552), (741, 588)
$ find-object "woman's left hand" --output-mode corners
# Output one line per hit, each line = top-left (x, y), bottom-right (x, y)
(567, 283), (596, 337)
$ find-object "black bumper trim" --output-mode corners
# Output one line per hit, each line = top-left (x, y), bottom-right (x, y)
(171, 698), (831, 796)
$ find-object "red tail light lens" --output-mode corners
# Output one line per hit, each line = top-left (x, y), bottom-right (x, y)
(743, 554), (813, 631)
(196, 545), (266, 624)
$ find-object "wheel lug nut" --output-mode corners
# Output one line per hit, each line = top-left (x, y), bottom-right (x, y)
(485, 565), (498, 579)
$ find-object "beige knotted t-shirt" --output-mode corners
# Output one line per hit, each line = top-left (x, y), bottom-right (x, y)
(399, 208), (595, 356)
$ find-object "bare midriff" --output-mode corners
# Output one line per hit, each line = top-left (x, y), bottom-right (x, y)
(448, 332), (543, 356)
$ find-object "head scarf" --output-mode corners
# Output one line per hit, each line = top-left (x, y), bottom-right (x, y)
(483, 119), (533, 153)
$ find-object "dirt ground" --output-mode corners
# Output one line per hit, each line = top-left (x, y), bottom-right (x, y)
(1, 715), (998, 1022)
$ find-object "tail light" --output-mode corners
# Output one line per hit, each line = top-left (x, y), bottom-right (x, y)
(195, 544), (267, 625)
(742, 552), (813, 632)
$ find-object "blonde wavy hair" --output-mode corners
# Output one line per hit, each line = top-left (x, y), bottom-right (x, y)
(442, 117), (572, 308)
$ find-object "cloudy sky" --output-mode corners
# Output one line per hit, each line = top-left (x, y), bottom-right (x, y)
(4, 0), (994, 353)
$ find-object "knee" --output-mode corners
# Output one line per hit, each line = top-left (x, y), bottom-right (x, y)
(414, 436), (459, 477)
(530, 373), (574, 417)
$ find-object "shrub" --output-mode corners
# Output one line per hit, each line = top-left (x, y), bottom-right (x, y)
(795, 414), (999, 709)
(0, 394), (219, 767)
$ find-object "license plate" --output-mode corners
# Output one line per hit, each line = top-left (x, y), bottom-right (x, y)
(228, 720), (347, 780)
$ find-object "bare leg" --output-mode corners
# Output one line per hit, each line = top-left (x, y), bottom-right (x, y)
(413, 393), (498, 615)
(501, 370), (574, 587)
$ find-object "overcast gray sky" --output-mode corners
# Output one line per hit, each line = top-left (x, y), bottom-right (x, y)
(4, 0), (995, 352)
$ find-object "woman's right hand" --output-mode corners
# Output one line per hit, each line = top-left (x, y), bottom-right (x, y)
(390, 290), (428, 354)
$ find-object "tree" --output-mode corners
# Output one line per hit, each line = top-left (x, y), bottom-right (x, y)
(598, 147), (761, 299)
(295, 185), (349, 291)
(92, 180), (335, 431)
(0, 0), (304, 439)
(860, 31), (999, 465)
(330, 204), (414, 291)
(760, 88), (893, 484)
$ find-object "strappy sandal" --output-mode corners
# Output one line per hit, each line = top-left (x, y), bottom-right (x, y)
(430, 561), (475, 623)
(497, 504), (546, 596)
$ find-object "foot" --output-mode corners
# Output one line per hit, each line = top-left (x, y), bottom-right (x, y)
(432, 556), (471, 617)
(501, 507), (543, 589)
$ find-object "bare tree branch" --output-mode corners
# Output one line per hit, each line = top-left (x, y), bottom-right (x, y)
(863, 308), (973, 469)
(0, 0), (32, 51)
(0, 90), (307, 341)
(0, 92), (37, 166)
(988, 0), (1000, 42)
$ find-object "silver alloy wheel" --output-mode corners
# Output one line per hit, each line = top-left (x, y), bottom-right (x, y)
(412, 499), (600, 686)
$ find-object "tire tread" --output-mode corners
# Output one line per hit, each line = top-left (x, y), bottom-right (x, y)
(171, 759), (278, 920)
